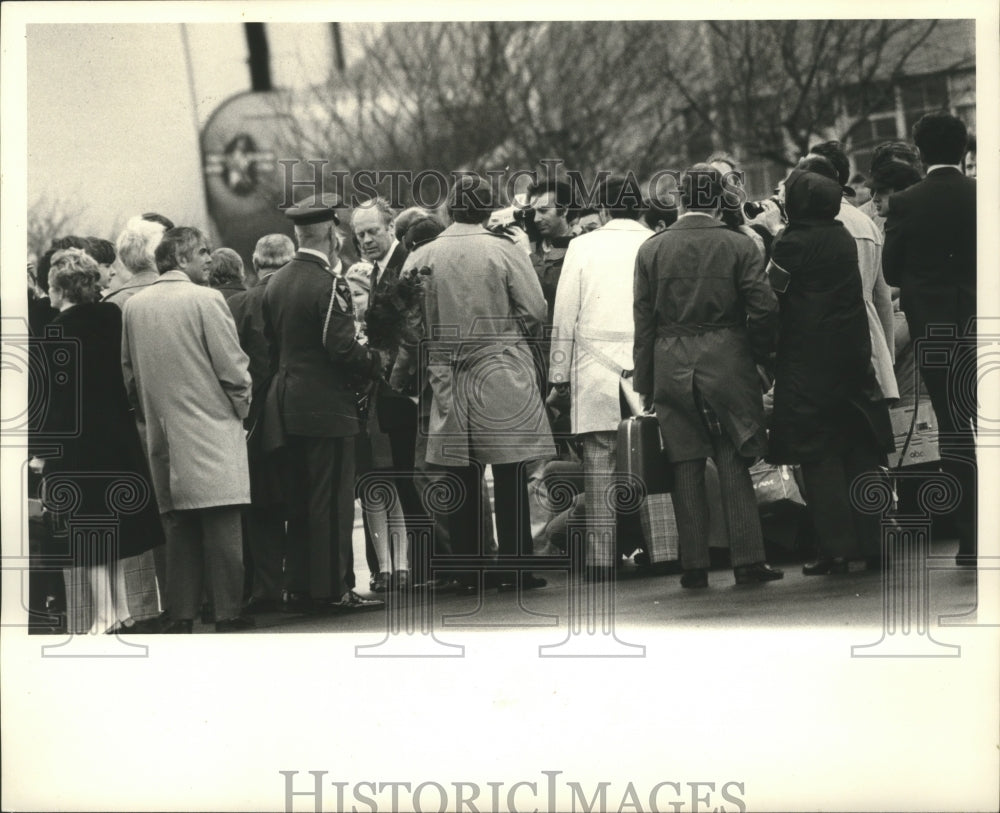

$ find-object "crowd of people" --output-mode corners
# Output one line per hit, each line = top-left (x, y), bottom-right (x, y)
(26, 111), (978, 633)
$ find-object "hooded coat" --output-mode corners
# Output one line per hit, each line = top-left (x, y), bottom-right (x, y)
(768, 170), (893, 463)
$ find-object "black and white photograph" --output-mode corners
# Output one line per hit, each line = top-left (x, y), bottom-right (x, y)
(1, 1), (998, 811)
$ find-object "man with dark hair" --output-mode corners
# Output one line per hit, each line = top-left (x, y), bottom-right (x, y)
(83, 237), (116, 290)
(634, 164), (782, 588)
(804, 142), (898, 407)
(122, 226), (254, 632)
(404, 176), (555, 594)
(263, 194), (385, 611)
(641, 177), (679, 233)
(549, 175), (654, 576)
(883, 111), (977, 567)
(526, 178), (575, 325)
(857, 141), (924, 227)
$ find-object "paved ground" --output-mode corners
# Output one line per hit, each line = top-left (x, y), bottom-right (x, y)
(220, 534), (978, 636)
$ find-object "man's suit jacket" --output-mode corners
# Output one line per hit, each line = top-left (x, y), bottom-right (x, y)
(368, 243), (418, 432)
(227, 274), (275, 429)
(883, 167), (976, 340)
(262, 250), (380, 438)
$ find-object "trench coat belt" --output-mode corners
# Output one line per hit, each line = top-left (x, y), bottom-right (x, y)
(444, 341), (518, 372)
(656, 320), (740, 338)
(574, 330), (633, 378)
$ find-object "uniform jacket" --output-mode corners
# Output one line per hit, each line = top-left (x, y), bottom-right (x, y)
(633, 213), (778, 462)
(882, 167), (976, 342)
(402, 222), (555, 466)
(121, 271), (252, 513)
(262, 250), (381, 438)
(836, 200), (898, 400)
(42, 302), (164, 559)
(549, 219), (651, 434)
(768, 170), (893, 463)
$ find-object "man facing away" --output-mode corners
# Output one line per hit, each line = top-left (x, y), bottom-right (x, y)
(548, 176), (653, 575)
(262, 195), (385, 611)
(882, 111), (977, 568)
(226, 233), (296, 614)
(121, 227), (254, 632)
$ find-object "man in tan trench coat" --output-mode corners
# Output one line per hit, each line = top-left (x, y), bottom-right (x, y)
(402, 176), (555, 594)
(122, 227), (254, 632)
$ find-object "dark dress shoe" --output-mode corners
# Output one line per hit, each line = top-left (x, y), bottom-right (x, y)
(680, 568), (708, 589)
(802, 558), (849, 576)
(119, 613), (167, 634)
(371, 572), (390, 593)
(393, 571), (410, 591)
(734, 562), (784, 585)
(215, 615), (256, 633)
(162, 619), (193, 634)
(243, 597), (278, 615)
(452, 583), (480, 597)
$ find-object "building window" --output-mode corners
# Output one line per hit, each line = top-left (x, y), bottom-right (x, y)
(900, 73), (949, 132)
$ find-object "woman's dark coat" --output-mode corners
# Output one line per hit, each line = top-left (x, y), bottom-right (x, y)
(768, 170), (894, 463)
(41, 302), (164, 562)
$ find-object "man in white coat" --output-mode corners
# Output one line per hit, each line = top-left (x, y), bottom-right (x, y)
(548, 177), (653, 572)
(122, 227), (254, 633)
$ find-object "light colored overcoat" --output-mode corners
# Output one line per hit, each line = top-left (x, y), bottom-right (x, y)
(122, 270), (252, 512)
(549, 218), (652, 434)
(403, 222), (555, 466)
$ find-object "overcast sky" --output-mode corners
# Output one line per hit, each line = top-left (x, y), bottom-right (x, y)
(26, 22), (363, 244)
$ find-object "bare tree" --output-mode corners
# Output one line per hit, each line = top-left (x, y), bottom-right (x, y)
(270, 19), (965, 205)
(662, 20), (948, 165)
(26, 194), (88, 262)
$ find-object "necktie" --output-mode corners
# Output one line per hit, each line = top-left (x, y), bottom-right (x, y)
(370, 261), (380, 290)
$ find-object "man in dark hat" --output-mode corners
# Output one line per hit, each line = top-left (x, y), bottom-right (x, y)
(262, 194), (385, 611)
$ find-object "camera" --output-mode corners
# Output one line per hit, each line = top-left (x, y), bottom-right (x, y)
(743, 195), (786, 222)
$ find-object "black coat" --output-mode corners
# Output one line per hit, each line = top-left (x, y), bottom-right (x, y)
(882, 167), (976, 343)
(41, 302), (164, 561)
(768, 170), (893, 463)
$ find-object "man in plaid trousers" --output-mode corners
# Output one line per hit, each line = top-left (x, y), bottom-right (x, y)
(548, 176), (661, 578)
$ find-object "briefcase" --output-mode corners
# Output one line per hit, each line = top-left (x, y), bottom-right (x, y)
(616, 414), (673, 495)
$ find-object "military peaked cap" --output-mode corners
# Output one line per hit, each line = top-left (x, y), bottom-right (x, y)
(284, 193), (343, 226)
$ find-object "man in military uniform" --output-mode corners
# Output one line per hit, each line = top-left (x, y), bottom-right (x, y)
(262, 194), (384, 611)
